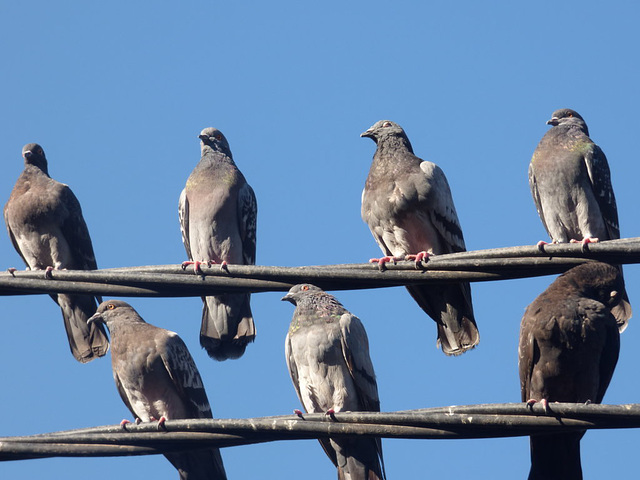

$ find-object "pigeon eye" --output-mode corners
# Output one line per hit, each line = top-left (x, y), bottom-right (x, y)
(215, 134), (222, 140)
(382, 122), (391, 128)
(107, 304), (116, 310)
(568, 113), (573, 117)
(302, 285), (309, 291)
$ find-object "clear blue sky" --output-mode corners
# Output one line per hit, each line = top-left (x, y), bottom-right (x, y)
(1, 2), (639, 478)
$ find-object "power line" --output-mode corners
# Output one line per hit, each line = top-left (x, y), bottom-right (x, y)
(1, 402), (638, 461)
(1, 238), (639, 297)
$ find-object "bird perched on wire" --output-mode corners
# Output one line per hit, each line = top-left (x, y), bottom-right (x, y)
(528, 108), (631, 330)
(88, 300), (227, 480)
(282, 284), (386, 480)
(3, 143), (109, 363)
(361, 120), (479, 356)
(179, 127), (257, 361)
(518, 262), (622, 480)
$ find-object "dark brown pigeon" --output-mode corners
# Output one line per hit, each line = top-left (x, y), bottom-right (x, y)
(179, 127), (257, 361)
(361, 120), (479, 355)
(282, 284), (386, 480)
(518, 262), (622, 480)
(88, 300), (227, 480)
(529, 108), (631, 331)
(3, 143), (109, 363)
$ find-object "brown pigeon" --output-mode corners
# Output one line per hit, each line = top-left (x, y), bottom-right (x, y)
(282, 284), (386, 480)
(3, 143), (109, 363)
(88, 300), (227, 480)
(529, 108), (631, 331)
(361, 120), (479, 355)
(179, 127), (257, 361)
(518, 262), (622, 480)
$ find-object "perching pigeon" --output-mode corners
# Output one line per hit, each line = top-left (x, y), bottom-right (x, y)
(3, 143), (109, 363)
(361, 120), (479, 355)
(179, 127), (257, 361)
(518, 262), (622, 480)
(282, 284), (386, 480)
(88, 300), (227, 480)
(529, 108), (631, 330)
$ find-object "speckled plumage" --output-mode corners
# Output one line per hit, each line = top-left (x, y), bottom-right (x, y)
(283, 284), (385, 480)
(528, 109), (631, 331)
(518, 262), (622, 480)
(3, 143), (109, 363)
(361, 120), (479, 355)
(89, 300), (227, 480)
(179, 128), (257, 360)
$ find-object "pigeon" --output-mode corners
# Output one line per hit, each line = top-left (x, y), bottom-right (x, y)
(282, 284), (386, 480)
(3, 143), (109, 363)
(529, 108), (631, 330)
(518, 262), (622, 480)
(361, 120), (479, 355)
(179, 127), (257, 361)
(88, 300), (227, 480)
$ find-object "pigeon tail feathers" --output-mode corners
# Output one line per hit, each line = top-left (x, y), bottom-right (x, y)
(200, 293), (255, 361)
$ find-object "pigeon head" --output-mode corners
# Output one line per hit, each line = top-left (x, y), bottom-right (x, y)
(546, 109), (589, 134)
(562, 262), (631, 329)
(22, 143), (48, 172)
(281, 284), (324, 305)
(88, 299), (144, 328)
(198, 127), (232, 157)
(361, 120), (406, 141)
(361, 120), (414, 152)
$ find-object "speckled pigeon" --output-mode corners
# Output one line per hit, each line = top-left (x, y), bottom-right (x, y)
(361, 120), (479, 355)
(88, 300), (227, 480)
(529, 108), (631, 331)
(3, 143), (109, 363)
(518, 262), (622, 480)
(282, 284), (386, 480)
(179, 128), (257, 361)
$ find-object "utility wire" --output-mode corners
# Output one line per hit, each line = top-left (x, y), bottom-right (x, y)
(1, 403), (638, 461)
(1, 238), (639, 297)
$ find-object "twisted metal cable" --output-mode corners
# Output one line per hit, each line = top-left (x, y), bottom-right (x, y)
(1, 238), (639, 297)
(1, 403), (638, 461)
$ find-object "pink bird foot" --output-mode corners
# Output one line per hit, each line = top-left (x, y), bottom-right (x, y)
(325, 408), (336, 419)
(526, 398), (550, 413)
(536, 240), (560, 252)
(405, 251), (431, 268)
(7, 267), (16, 276)
(570, 237), (599, 253)
(150, 416), (168, 431)
(182, 260), (207, 274)
(120, 419), (131, 429)
(44, 266), (54, 279)
(294, 409), (304, 418)
(369, 255), (403, 271)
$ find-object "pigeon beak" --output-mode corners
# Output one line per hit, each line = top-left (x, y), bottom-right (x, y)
(198, 134), (208, 142)
(360, 129), (374, 139)
(87, 312), (103, 325)
(546, 117), (559, 126)
(281, 293), (294, 303)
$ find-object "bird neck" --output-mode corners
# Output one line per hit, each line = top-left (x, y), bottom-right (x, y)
(201, 145), (233, 160)
(379, 135), (414, 155)
(24, 160), (49, 176)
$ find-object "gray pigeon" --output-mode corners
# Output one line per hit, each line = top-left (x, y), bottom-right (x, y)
(361, 120), (479, 355)
(88, 300), (227, 480)
(3, 143), (109, 363)
(282, 284), (386, 480)
(529, 108), (631, 330)
(518, 262), (622, 480)
(179, 127), (257, 361)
